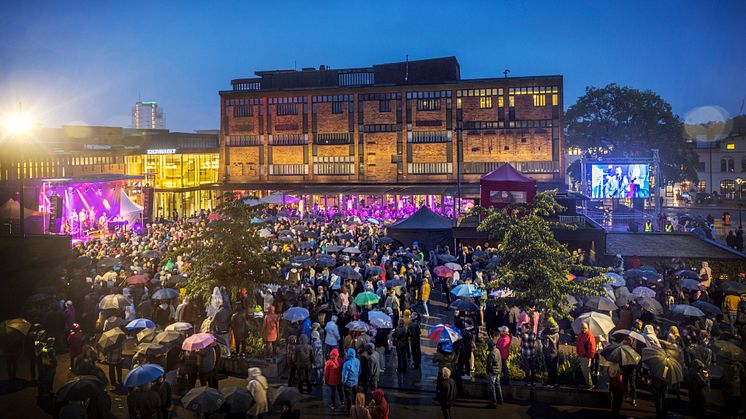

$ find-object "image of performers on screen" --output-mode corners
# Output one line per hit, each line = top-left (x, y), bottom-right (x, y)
(592, 164), (650, 199)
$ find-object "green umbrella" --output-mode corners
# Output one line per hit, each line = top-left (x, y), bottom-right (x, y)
(353, 292), (380, 306)
(136, 342), (167, 356)
(642, 346), (684, 384)
(136, 328), (156, 343)
(153, 330), (185, 348)
(714, 340), (746, 362)
(97, 328), (125, 351)
(600, 343), (641, 366)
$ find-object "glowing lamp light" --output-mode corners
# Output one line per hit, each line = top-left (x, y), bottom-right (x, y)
(103, 198), (111, 211)
(2, 112), (31, 135)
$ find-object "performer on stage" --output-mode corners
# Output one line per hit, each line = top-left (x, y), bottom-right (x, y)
(99, 212), (108, 231)
(78, 209), (87, 233)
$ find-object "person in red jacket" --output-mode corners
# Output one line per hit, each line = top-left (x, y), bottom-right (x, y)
(324, 348), (344, 410)
(576, 322), (596, 390)
(371, 389), (389, 419)
(67, 323), (84, 372)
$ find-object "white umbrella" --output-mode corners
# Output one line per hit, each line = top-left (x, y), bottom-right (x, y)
(258, 228), (274, 238)
(572, 311), (615, 336)
(444, 262), (462, 271)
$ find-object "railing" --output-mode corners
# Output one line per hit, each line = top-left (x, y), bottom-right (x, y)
(269, 134), (308, 146)
(558, 215), (587, 227)
(225, 135), (263, 147)
(409, 131), (452, 143)
(408, 162), (453, 174)
(315, 133), (353, 145)
(314, 163), (355, 175)
(462, 160), (560, 174)
(269, 164), (308, 175)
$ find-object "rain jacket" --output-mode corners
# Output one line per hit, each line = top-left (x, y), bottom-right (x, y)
(247, 374), (269, 416)
(496, 333), (511, 359)
(324, 348), (343, 386)
(420, 280), (431, 302)
(341, 348), (360, 387)
(371, 389), (389, 419)
(262, 306), (280, 342)
(576, 330), (596, 359)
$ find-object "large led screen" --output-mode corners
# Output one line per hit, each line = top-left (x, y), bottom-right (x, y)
(591, 164), (650, 199)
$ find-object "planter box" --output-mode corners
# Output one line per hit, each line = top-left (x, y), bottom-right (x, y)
(220, 354), (286, 379)
(460, 379), (609, 408)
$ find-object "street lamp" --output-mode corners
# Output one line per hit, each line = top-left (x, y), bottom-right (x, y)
(2, 103), (31, 238)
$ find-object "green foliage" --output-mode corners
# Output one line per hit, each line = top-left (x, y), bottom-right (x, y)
(556, 351), (582, 385)
(565, 83), (699, 184)
(473, 191), (605, 319)
(182, 199), (284, 303)
(473, 341), (489, 378)
(507, 344), (526, 381)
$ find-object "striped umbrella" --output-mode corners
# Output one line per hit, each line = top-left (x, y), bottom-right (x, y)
(428, 324), (462, 344)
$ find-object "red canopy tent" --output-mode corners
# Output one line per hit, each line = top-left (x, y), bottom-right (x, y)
(480, 163), (537, 209)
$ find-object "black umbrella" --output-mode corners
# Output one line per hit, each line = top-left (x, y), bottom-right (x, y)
(97, 328), (125, 351)
(337, 233), (354, 241)
(291, 255), (315, 268)
(270, 386), (303, 407)
(153, 330), (185, 348)
(74, 256), (92, 268)
(332, 265), (362, 281)
(676, 270), (700, 280)
(326, 245), (344, 253)
(137, 328), (157, 343)
(136, 342), (167, 356)
(378, 237), (395, 244)
(714, 339), (746, 362)
(292, 225), (309, 232)
(637, 297), (663, 315)
(301, 231), (319, 239)
(315, 257), (336, 267)
(692, 300), (722, 316)
(97, 257), (121, 270)
(182, 386), (225, 413)
(721, 281), (746, 295)
(438, 254), (458, 263)
(56, 375), (105, 401)
(450, 299), (479, 312)
(222, 386), (254, 413)
(366, 266), (385, 276)
(600, 344), (641, 366)
(642, 346), (684, 384)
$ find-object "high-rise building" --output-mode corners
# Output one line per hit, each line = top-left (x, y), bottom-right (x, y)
(132, 100), (166, 129)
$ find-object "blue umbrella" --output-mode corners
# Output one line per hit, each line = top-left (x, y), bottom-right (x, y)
(678, 278), (701, 291)
(438, 254), (458, 263)
(676, 270), (700, 280)
(450, 284), (483, 298)
(123, 363), (164, 388)
(283, 307), (310, 322)
(672, 304), (705, 317)
(152, 288), (179, 300)
(428, 324), (462, 344)
(385, 279), (406, 288)
(250, 217), (264, 224)
(692, 300), (722, 316)
(604, 272), (626, 287)
(126, 318), (155, 331)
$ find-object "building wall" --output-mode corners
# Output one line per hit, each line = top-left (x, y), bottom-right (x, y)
(694, 134), (746, 195)
(220, 76), (564, 185)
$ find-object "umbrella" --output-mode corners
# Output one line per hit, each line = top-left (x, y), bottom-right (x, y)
(153, 330), (185, 348)
(343, 247), (361, 254)
(601, 344), (641, 366)
(632, 286), (656, 299)
(385, 279), (406, 288)
(250, 217), (264, 224)
(301, 231), (319, 239)
(584, 296), (617, 312)
(714, 340), (746, 362)
(433, 266), (454, 278)
(325, 245), (344, 253)
(299, 242), (314, 250)
(637, 297), (664, 315)
(136, 342), (167, 356)
(183, 386), (225, 413)
(332, 266), (362, 280)
(137, 328), (157, 343)
(692, 300), (722, 316)
(611, 329), (647, 345)
(283, 307), (310, 322)
(642, 346), (684, 384)
(368, 311), (393, 328)
(346, 320), (370, 332)
(449, 299), (479, 312)
(450, 284), (483, 298)
(615, 293), (635, 307)
(278, 229), (294, 237)
(315, 257), (336, 267)
(367, 217), (380, 225)
(270, 386), (303, 407)
(1, 318), (31, 336)
(428, 324), (462, 343)
(378, 237), (394, 244)
(353, 292), (380, 306)
(56, 375), (105, 401)
(142, 250), (162, 259)
(165, 322), (193, 332)
(565, 295), (579, 306)
(678, 278), (701, 291)
(472, 250), (489, 258)
(639, 265), (658, 273)
(444, 262), (462, 271)
(97, 257), (120, 269)
(126, 318), (156, 331)
(604, 272), (626, 287)
(98, 294), (130, 310)
(207, 213), (222, 221)
(222, 386), (254, 413)
(182, 333), (215, 352)
(278, 236), (295, 243)
(347, 216), (362, 225)
(262, 215), (278, 223)
(258, 228), (274, 238)
(366, 266), (385, 276)
(97, 328), (125, 351)
(676, 270), (700, 279)
(720, 281), (746, 295)
(671, 304), (705, 317)
(152, 288), (179, 300)
(291, 255), (315, 268)
(490, 288), (514, 299)
(291, 225), (309, 232)
(74, 255), (92, 267)
(572, 312), (615, 336)
(438, 254), (458, 263)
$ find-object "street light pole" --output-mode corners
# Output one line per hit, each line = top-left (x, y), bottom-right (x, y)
(455, 126), (462, 223)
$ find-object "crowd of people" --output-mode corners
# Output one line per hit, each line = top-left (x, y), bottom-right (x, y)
(2, 199), (746, 419)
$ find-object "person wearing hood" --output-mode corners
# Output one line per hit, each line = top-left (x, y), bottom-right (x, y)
(371, 389), (389, 419)
(324, 348), (345, 410)
(541, 317), (560, 387)
(485, 338), (503, 408)
(232, 302), (250, 355)
(342, 348), (361, 415)
(154, 301), (172, 329)
(365, 343), (382, 391)
(392, 318), (409, 373)
(408, 311), (422, 369)
(262, 305), (280, 355)
(212, 303), (232, 356)
(643, 324), (662, 348)
(247, 367), (269, 418)
(311, 330), (325, 384)
(294, 334), (313, 394)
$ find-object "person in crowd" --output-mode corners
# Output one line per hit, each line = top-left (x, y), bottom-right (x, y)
(392, 319), (409, 374)
(371, 388), (389, 419)
(247, 367), (269, 419)
(349, 390), (372, 419)
(127, 382), (161, 419)
(280, 400), (301, 419)
(437, 367), (457, 419)
(342, 347), (361, 415)
(576, 322), (596, 390)
(485, 338), (503, 408)
(311, 330), (325, 384)
(519, 323), (538, 386)
(294, 334), (313, 394)
(324, 315), (341, 357)
(541, 317), (560, 387)
(408, 311), (422, 369)
(495, 326), (511, 384)
(324, 347), (345, 411)
(262, 305), (280, 356)
(608, 363), (625, 419)
(67, 323), (84, 372)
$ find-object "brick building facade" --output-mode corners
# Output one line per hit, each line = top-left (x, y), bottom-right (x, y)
(219, 57), (563, 197)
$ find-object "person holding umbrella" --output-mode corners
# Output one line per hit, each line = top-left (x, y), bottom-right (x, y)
(127, 382), (161, 419)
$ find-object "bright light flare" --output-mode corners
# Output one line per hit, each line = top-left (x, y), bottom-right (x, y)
(2, 111), (32, 135)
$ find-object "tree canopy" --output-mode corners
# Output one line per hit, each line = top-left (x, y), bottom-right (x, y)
(565, 83), (698, 184)
(474, 190), (605, 319)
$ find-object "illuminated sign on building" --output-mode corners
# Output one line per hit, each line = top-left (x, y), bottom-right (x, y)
(146, 149), (177, 155)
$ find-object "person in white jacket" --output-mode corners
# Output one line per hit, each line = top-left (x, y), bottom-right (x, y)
(247, 367), (269, 418)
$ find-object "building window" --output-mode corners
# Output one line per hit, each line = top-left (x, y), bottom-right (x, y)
(722, 157), (735, 172)
(721, 179), (736, 193)
(233, 105), (253, 117)
(533, 94), (547, 107)
(552, 94), (558, 106)
(509, 96), (515, 107)
(379, 100), (391, 112)
(504, 145), (510, 151)
(416, 99), (440, 111)
(479, 97), (493, 109)
(276, 103), (298, 116)
(697, 180), (706, 192)
(498, 96), (504, 107)
(332, 101), (343, 114)
(727, 143), (736, 150)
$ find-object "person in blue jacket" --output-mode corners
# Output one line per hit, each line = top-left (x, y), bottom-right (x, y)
(300, 316), (312, 341)
(341, 348), (360, 415)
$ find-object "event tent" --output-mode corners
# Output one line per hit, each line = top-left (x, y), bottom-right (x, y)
(479, 163), (536, 209)
(119, 190), (143, 225)
(386, 206), (453, 253)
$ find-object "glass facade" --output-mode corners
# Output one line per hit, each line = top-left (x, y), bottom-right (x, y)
(153, 189), (219, 220)
(126, 153), (219, 189)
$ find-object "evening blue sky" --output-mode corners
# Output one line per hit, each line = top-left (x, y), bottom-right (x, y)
(1, 0), (744, 132)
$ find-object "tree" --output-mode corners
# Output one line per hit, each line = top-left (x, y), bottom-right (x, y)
(565, 83), (699, 184)
(474, 191), (605, 319)
(178, 197), (284, 303)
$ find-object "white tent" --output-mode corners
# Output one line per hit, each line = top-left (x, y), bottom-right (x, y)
(260, 192), (300, 205)
(119, 190), (143, 225)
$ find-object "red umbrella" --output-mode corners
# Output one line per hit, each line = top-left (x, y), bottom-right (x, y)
(127, 275), (148, 285)
(207, 214), (222, 221)
(433, 266), (454, 278)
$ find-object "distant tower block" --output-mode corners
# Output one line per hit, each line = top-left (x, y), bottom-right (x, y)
(132, 100), (165, 129)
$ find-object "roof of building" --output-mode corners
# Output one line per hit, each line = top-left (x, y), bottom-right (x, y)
(606, 232), (746, 260)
